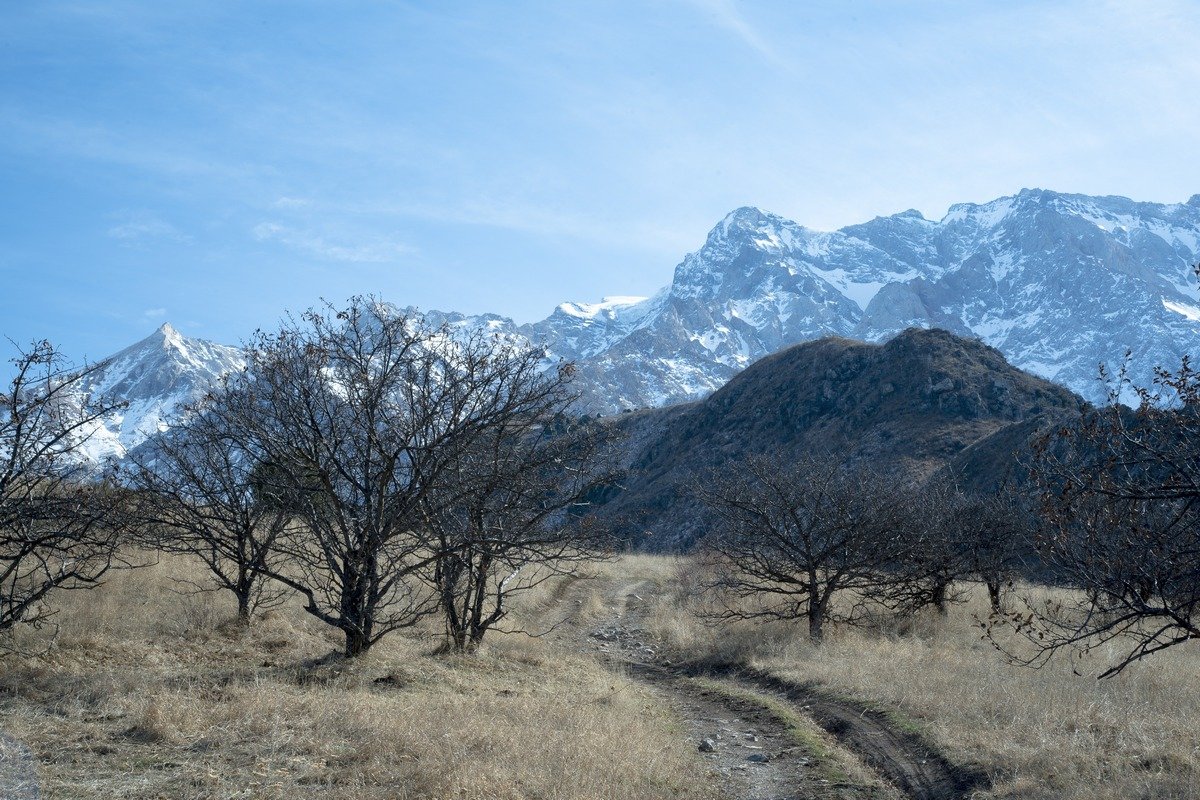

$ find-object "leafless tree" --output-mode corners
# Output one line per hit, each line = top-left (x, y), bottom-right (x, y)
(423, 409), (619, 653)
(124, 389), (290, 625)
(886, 480), (971, 616)
(694, 454), (912, 642)
(0, 340), (129, 638)
(217, 298), (594, 657)
(954, 490), (1031, 612)
(1011, 355), (1200, 676)
(890, 480), (1032, 616)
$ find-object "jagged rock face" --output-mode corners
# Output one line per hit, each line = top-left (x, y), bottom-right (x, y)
(426, 190), (1200, 413)
(76, 323), (244, 463)
(866, 190), (1200, 404)
(73, 189), (1200, 464)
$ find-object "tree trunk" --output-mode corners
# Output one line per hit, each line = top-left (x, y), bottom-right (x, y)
(235, 593), (252, 626)
(986, 579), (1003, 613)
(808, 577), (825, 643)
(932, 581), (949, 616)
(344, 627), (370, 657)
(235, 567), (253, 626)
(807, 604), (824, 643)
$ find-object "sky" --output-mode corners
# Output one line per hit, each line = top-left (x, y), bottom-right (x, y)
(4, 1), (1200, 360)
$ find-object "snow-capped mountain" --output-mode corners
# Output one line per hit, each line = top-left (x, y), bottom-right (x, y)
(446, 189), (1200, 412)
(76, 188), (1200, 463)
(543, 189), (1200, 410)
(77, 323), (244, 463)
(855, 190), (1200, 402)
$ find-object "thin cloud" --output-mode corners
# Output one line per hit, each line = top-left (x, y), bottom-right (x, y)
(374, 198), (697, 258)
(272, 196), (311, 209)
(142, 307), (167, 320)
(682, 0), (793, 72)
(252, 221), (412, 263)
(107, 212), (192, 247)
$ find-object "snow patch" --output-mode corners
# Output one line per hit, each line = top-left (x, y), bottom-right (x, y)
(1163, 298), (1200, 322)
(556, 296), (649, 319)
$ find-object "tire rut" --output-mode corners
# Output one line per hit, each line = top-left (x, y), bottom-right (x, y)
(557, 575), (986, 800)
(689, 665), (986, 800)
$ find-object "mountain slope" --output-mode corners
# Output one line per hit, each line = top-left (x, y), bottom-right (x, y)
(77, 323), (244, 463)
(413, 190), (1200, 414)
(72, 188), (1200, 462)
(594, 328), (1084, 549)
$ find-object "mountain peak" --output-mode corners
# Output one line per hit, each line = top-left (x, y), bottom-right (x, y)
(715, 206), (786, 237)
(723, 205), (769, 222)
(555, 296), (648, 320)
(147, 321), (189, 354)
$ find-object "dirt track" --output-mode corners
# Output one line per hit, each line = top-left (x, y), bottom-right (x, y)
(557, 575), (985, 800)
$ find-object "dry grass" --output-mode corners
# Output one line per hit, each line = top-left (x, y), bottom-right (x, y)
(628, 556), (1200, 800)
(0, 554), (716, 799)
(11, 550), (1198, 800)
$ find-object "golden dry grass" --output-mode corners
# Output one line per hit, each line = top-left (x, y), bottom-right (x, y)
(628, 556), (1200, 800)
(9, 549), (1199, 800)
(0, 555), (716, 799)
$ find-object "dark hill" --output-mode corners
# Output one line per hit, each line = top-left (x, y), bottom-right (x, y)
(598, 328), (1085, 549)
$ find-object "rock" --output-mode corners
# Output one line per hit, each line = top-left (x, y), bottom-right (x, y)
(746, 752), (771, 763)
(698, 738), (717, 753)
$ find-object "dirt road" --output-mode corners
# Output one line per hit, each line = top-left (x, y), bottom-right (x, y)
(556, 575), (984, 800)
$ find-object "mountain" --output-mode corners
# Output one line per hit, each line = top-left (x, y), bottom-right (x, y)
(75, 323), (244, 464)
(432, 189), (1200, 412)
(71, 188), (1200, 463)
(591, 328), (1085, 549)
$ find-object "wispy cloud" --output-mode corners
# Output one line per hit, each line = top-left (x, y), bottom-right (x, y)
(371, 197), (697, 258)
(272, 196), (311, 209)
(142, 307), (167, 320)
(252, 221), (412, 263)
(107, 212), (192, 247)
(681, 0), (792, 72)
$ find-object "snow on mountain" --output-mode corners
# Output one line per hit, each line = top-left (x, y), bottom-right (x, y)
(75, 188), (1200, 458)
(265, 191), (1200, 414)
(77, 323), (244, 463)
(547, 189), (1200, 412)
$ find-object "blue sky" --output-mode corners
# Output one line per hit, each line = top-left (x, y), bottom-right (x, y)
(4, 1), (1200, 359)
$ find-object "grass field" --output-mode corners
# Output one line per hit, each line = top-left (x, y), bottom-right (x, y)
(629, 557), (1200, 800)
(0, 555), (715, 799)
(3, 552), (1198, 799)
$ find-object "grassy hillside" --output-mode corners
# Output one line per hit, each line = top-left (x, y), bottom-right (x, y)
(598, 328), (1084, 548)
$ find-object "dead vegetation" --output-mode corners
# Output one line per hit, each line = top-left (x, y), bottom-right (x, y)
(4, 550), (1198, 799)
(623, 555), (1200, 800)
(0, 554), (715, 799)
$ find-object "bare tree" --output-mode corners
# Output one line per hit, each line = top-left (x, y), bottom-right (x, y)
(0, 340), (129, 637)
(423, 409), (618, 653)
(219, 298), (590, 657)
(886, 480), (971, 616)
(1012, 356), (1200, 676)
(890, 481), (1031, 616)
(695, 454), (911, 643)
(124, 388), (290, 625)
(954, 490), (1030, 613)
